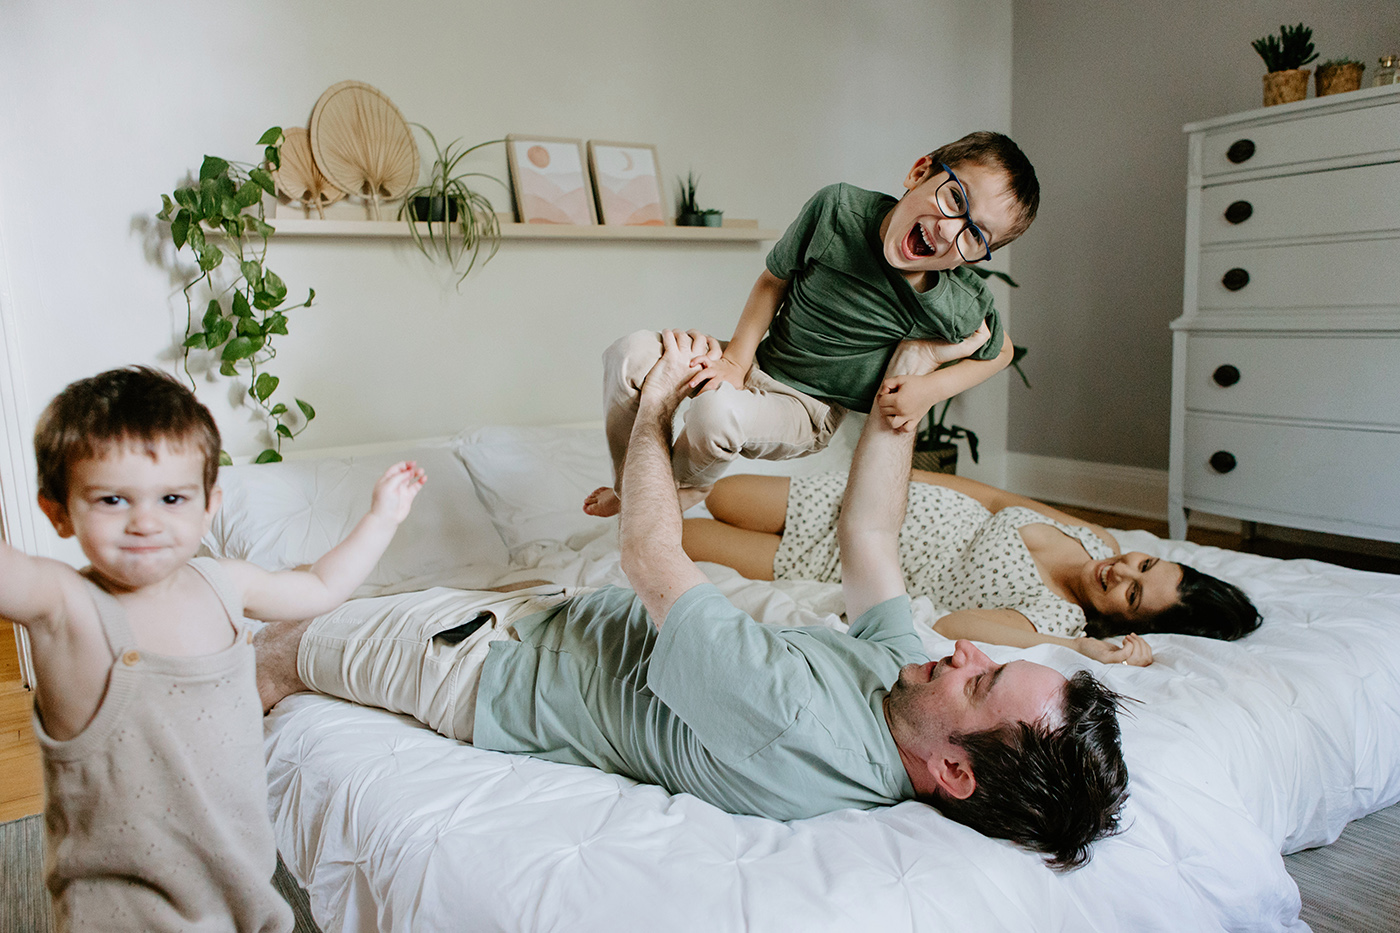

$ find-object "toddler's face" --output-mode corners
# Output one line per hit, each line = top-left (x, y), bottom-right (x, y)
(880, 157), (1020, 286)
(44, 440), (220, 593)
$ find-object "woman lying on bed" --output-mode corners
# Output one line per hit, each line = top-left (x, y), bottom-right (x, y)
(682, 469), (1260, 666)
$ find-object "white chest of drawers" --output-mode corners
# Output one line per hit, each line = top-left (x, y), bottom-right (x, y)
(1168, 85), (1400, 543)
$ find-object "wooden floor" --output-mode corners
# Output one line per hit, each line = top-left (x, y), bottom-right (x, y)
(0, 620), (43, 823)
(3, 508), (1396, 825)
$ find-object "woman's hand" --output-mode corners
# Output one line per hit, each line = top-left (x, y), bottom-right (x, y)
(1075, 632), (1153, 667)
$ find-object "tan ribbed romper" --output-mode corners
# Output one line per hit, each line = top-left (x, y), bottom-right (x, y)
(35, 557), (292, 933)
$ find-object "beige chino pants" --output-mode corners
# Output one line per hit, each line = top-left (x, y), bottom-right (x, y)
(297, 584), (575, 743)
(602, 330), (846, 491)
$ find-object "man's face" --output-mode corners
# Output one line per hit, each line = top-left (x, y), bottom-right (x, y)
(41, 439), (220, 594)
(885, 639), (1066, 772)
(880, 157), (1020, 287)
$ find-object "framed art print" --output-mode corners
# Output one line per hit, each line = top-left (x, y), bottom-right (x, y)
(587, 141), (665, 226)
(506, 135), (596, 225)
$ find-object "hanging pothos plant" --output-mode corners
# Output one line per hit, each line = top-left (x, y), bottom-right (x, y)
(156, 127), (315, 463)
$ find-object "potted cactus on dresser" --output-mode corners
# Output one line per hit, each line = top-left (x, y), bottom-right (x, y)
(1252, 23), (1318, 106)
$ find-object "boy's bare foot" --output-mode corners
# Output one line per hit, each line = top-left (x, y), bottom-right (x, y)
(254, 618), (314, 714)
(583, 486), (621, 517)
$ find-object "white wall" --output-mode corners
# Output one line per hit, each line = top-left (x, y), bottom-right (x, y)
(1009, 0), (1400, 470)
(0, 0), (1015, 558)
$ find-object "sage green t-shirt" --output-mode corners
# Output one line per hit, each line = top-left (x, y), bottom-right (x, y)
(756, 183), (1004, 412)
(472, 584), (924, 821)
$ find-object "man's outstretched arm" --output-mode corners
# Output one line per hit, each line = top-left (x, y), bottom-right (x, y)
(619, 330), (712, 628)
(838, 402), (916, 621)
(839, 333), (989, 619)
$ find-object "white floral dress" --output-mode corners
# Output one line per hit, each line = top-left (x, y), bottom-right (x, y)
(772, 472), (1114, 638)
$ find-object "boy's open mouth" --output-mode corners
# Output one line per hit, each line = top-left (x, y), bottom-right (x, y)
(906, 222), (935, 258)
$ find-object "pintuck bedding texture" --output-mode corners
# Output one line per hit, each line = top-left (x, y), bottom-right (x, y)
(206, 424), (1400, 933)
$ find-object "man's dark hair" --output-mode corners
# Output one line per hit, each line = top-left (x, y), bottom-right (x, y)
(928, 671), (1129, 871)
(927, 130), (1039, 246)
(35, 366), (221, 506)
(1085, 563), (1262, 642)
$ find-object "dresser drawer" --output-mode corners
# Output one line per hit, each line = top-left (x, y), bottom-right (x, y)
(1200, 101), (1400, 178)
(1196, 238), (1400, 311)
(1199, 162), (1400, 246)
(1182, 416), (1400, 530)
(1184, 335), (1400, 426)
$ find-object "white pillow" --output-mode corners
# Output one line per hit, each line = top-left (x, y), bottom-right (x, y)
(204, 443), (508, 589)
(453, 425), (612, 556)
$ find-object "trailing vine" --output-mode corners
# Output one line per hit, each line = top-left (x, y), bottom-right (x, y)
(156, 127), (315, 463)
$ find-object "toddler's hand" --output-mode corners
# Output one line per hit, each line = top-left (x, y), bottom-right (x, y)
(370, 461), (427, 524)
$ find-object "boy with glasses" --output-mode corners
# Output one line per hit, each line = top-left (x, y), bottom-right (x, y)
(586, 131), (1039, 517)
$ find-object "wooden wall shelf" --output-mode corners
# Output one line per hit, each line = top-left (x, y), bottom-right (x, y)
(267, 218), (778, 242)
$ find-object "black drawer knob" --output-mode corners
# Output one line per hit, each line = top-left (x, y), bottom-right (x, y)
(1209, 451), (1237, 473)
(1227, 139), (1256, 164)
(1222, 268), (1250, 291)
(1224, 201), (1253, 224)
(1212, 365), (1241, 387)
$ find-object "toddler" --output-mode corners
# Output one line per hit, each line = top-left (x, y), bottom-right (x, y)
(1, 366), (425, 932)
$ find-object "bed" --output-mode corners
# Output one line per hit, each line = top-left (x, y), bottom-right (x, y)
(203, 422), (1400, 933)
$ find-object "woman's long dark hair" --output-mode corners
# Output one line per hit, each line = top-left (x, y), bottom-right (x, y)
(1085, 563), (1261, 641)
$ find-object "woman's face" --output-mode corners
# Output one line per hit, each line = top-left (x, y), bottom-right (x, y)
(1080, 552), (1183, 624)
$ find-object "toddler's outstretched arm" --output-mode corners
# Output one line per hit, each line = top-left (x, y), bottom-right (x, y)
(226, 461), (426, 621)
(876, 323), (1010, 432)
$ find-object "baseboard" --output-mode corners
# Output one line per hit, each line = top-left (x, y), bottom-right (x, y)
(1004, 452), (1239, 530)
(1004, 453), (1400, 558)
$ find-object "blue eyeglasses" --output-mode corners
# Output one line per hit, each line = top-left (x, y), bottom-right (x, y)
(935, 162), (992, 263)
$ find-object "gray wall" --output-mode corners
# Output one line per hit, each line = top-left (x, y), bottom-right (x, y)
(1009, 1), (1400, 468)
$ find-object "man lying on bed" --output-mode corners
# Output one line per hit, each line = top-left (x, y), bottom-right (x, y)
(256, 331), (1129, 871)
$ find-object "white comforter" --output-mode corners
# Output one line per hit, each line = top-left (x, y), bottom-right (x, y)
(265, 522), (1400, 933)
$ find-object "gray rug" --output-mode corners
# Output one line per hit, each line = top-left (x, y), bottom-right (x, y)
(0, 815), (321, 933)
(1284, 802), (1400, 933)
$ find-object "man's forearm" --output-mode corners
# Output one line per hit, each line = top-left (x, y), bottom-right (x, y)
(619, 399), (685, 565)
(841, 413), (916, 542)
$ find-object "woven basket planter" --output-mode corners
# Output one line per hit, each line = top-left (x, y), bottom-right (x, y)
(1263, 68), (1310, 106)
(1316, 63), (1365, 96)
(912, 442), (958, 475)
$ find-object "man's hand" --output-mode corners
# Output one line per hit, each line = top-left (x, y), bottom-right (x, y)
(1076, 633), (1153, 667)
(640, 329), (710, 411)
(369, 461), (427, 524)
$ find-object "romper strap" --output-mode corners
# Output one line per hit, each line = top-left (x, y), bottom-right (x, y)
(78, 574), (137, 657)
(188, 556), (245, 629)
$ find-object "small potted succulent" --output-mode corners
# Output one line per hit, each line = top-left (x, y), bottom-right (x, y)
(1252, 23), (1318, 106)
(1315, 57), (1366, 96)
(675, 171), (723, 227)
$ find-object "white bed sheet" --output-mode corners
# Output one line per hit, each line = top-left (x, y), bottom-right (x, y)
(264, 518), (1400, 933)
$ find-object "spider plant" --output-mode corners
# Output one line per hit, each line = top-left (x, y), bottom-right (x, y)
(400, 125), (505, 285)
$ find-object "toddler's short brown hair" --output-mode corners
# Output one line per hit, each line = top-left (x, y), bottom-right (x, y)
(35, 366), (221, 506)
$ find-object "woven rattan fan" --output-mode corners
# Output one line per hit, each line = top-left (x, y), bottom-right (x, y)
(272, 127), (345, 219)
(309, 81), (418, 220)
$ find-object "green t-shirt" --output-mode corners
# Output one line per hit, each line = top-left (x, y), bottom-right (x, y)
(472, 584), (924, 820)
(756, 183), (1004, 412)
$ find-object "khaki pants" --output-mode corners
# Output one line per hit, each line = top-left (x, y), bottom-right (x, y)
(297, 584), (575, 743)
(602, 330), (846, 491)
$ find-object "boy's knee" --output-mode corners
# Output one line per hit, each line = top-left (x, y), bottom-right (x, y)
(603, 330), (664, 386)
(683, 391), (746, 458)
